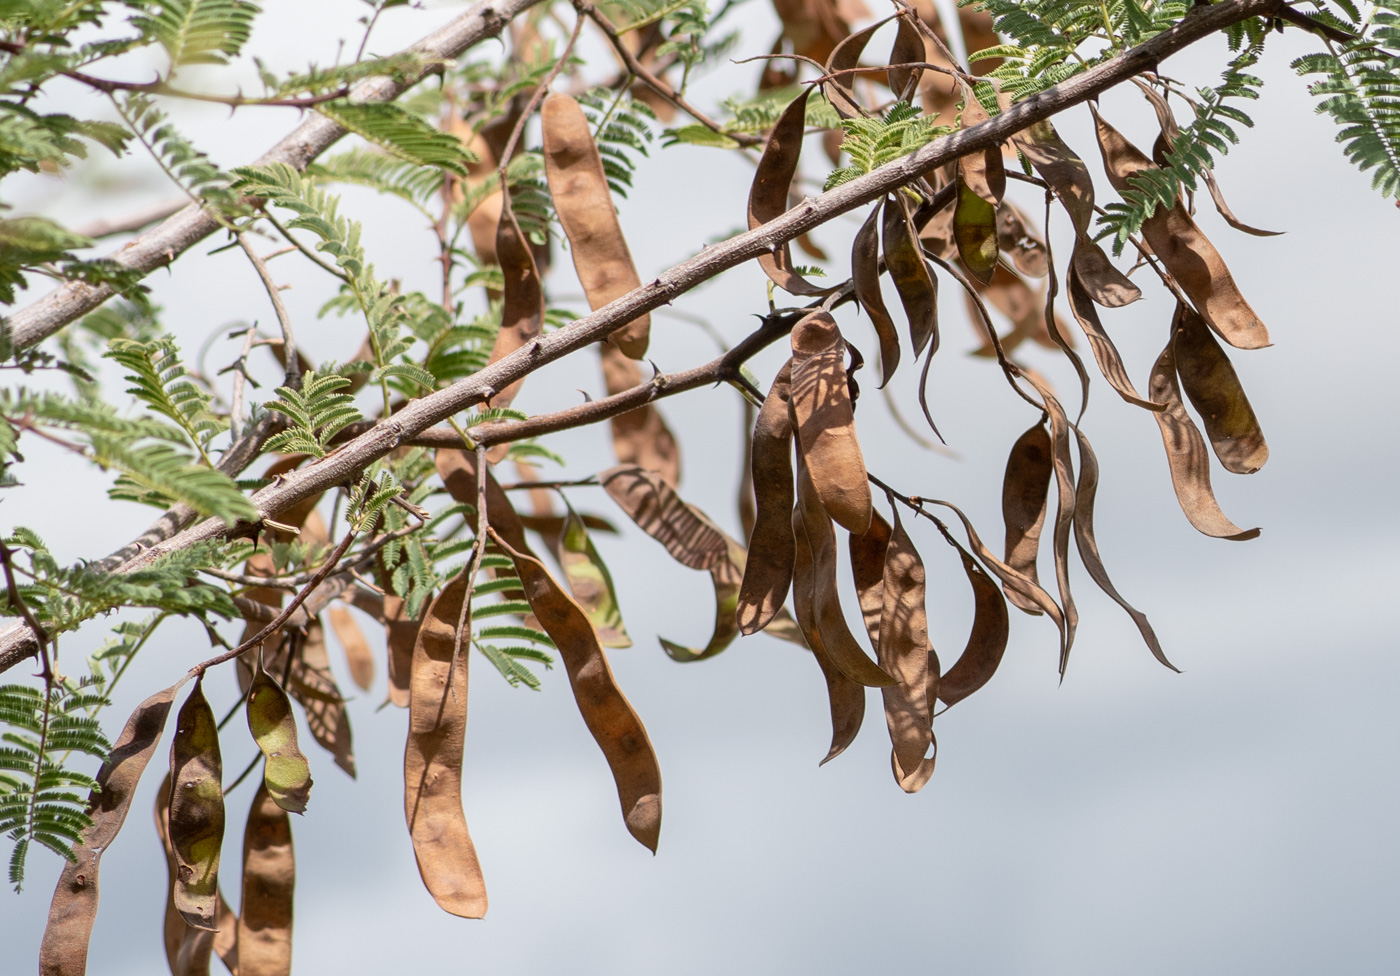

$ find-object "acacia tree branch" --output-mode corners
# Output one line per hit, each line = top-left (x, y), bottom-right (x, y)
(6, 0), (545, 353)
(0, 0), (1287, 673)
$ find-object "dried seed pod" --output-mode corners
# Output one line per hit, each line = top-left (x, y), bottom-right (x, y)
(404, 570), (488, 917)
(1065, 268), (1161, 411)
(380, 592), (417, 709)
(738, 362), (797, 635)
(747, 88), (837, 296)
(40, 683), (181, 975)
(1092, 108), (1269, 350)
(967, 265), (1060, 357)
(848, 508), (893, 650)
(877, 507), (933, 781)
(882, 193), (939, 358)
(955, 83), (1005, 207)
(246, 664), (313, 814)
(954, 172), (1000, 285)
(793, 457), (894, 688)
(1172, 302), (1269, 474)
(997, 203), (1049, 278)
(852, 206), (901, 386)
(255, 625), (355, 779)
(599, 343), (681, 486)
(488, 204), (545, 407)
(791, 490), (866, 764)
(789, 310), (872, 535)
(436, 448), (533, 555)
(823, 18), (882, 118)
(327, 604), (374, 692)
(887, 13), (926, 100)
(1001, 420), (1052, 615)
(542, 93), (649, 358)
(1148, 311), (1262, 540)
(237, 782), (295, 976)
(557, 502), (630, 648)
(154, 775), (237, 976)
(492, 531), (663, 852)
(1021, 373), (1081, 673)
(168, 678), (224, 931)
(937, 543), (1010, 707)
(1010, 119), (1141, 307)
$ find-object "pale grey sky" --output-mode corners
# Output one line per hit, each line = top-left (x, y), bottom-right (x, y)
(2, 2), (1397, 973)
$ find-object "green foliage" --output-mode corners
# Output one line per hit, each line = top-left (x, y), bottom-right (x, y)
(1293, 0), (1400, 200)
(308, 146), (447, 216)
(127, 0), (262, 69)
(105, 336), (227, 456)
(0, 680), (110, 890)
(116, 94), (242, 212)
(0, 217), (91, 305)
(578, 88), (655, 198)
(315, 102), (477, 176)
(825, 102), (946, 189)
(255, 51), (434, 99)
(263, 370), (362, 457)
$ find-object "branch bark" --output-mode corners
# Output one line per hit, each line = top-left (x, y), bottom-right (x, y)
(0, 0), (1286, 673)
(5, 0), (544, 352)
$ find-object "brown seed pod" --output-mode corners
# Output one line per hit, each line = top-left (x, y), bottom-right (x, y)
(168, 678), (224, 931)
(789, 310), (873, 535)
(491, 530), (664, 852)
(404, 570), (489, 918)
(154, 775), (238, 976)
(887, 13), (926, 100)
(882, 193), (939, 359)
(1001, 420), (1053, 615)
(937, 542), (1010, 707)
(1065, 268), (1162, 411)
(237, 782), (295, 976)
(878, 506), (933, 781)
(852, 206), (902, 386)
(848, 507), (893, 650)
(738, 362), (797, 635)
(599, 343), (681, 486)
(542, 93), (649, 359)
(488, 203), (545, 408)
(327, 604), (374, 692)
(1172, 302), (1269, 474)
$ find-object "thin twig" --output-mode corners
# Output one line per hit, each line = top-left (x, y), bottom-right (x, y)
(226, 322), (260, 441)
(237, 233), (300, 389)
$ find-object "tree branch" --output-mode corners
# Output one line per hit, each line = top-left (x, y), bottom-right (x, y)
(0, 0), (1286, 673)
(6, 0), (545, 353)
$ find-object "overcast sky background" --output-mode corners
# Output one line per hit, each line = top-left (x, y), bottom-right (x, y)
(2, 1), (1397, 973)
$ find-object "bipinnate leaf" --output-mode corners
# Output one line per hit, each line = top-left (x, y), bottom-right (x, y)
(789, 310), (872, 535)
(169, 679), (224, 931)
(327, 605), (375, 692)
(40, 683), (182, 976)
(852, 206), (901, 386)
(405, 571), (488, 918)
(599, 343), (681, 486)
(1092, 108), (1269, 350)
(246, 666), (313, 814)
(790, 487), (866, 765)
(793, 457), (893, 688)
(1172, 303), (1269, 474)
(878, 507), (934, 786)
(1001, 420), (1052, 615)
(747, 88), (837, 296)
(937, 542), (1010, 707)
(543, 93), (650, 358)
(1148, 312), (1261, 541)
(490, 531), (663, 853)
(557, 503), (630, 648)
(1010, 120), (1140, 307)
(238, 782), (294, 976)
(737, 362), (796, 635)
(881, 193), (939, 358)
(490, 204), (545, 408)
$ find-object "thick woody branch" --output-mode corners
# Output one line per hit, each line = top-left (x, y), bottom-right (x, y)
(0, 0), (1285, 673)
(6, 0), (544, 352)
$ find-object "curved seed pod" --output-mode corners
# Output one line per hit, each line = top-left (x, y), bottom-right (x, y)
(405, 571), (488, 918)
(878, 506), (932, 780)
(327, 605), (374, 692)
(1009, 119), (1141, 307)
(543, 94), (649, 359)
(789, 310), (872, 534)
(488, 204), (545, 408)
(738, 362), (796, 635)
(739, 397), (758, 541)
(794, 458), (894, 688)
(558, 502), (630, 648)
(822, 16), (883, 118)
(40, 683), (181, 976)
(1148, 316), (1261, 540)
(1065, 268), (1161, 411)
(955, 83), (1004, 205)
(155, 777), (237, 976)
(254, 625), (354, 780)
(246, 665), (313, 814)
(888, 13), (926, 100)
(1001, 420), (1052, 615)
(852, 206), (901, 386)
(997, 203), (1048, 278)
(599, 465), (742, 660)
(791, 494), (866, 764)
(1092, 109), (1269, 350)
(881, 193), (939, 358)
(599, 343), (681, 486)
(848, 507), (892, 650)
(748, 88), (836, 296)
(436, 448), (532, 554)
(169, 679), (224, 931)
(937, 543), (1010, 706)
(380, 593), (417, 709)
(1021, 373), (1081, 673)
(1172, 302), (1269, 474)
(1071, 425), (1177, 671)
(954, 173), (999, 286)
(492, 531), (663, 852)
(929, 498), (1066, 660)
(237, 782), (294, 976)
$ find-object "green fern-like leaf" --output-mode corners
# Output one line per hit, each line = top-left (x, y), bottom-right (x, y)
(105, 336), (228, 455)
(129, 0), (262, 68)
(315, 102), (476, 176)
(825, 101), (947, 189)
(116, 94), (241, 211)
(263, 370), (362, 457)
(577, 88), (655, 197)
(0, 216), (91, 305)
